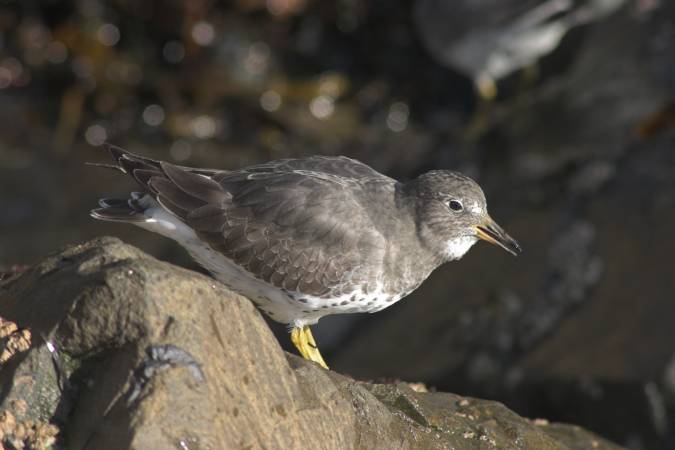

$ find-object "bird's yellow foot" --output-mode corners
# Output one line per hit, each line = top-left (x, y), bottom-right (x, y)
(290, 326), (328, 369)
(476, 74), (498, 102)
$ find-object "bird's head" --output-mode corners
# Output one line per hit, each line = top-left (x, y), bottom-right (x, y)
(407, 170), (521, 261)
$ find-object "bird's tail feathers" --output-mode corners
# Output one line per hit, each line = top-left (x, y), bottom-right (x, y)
(89, 143), (228, 224)
(90, 193), (148, 223)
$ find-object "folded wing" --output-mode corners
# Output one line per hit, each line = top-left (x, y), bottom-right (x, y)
(102, 145), (387, 297)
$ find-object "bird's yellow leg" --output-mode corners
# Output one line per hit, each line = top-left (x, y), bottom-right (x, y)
(290, 326), (329, 369)
(463, 75), (497, 141)
(290, 327), (308, 358)
(302, 326), (329, 369)
(476, 74), (497, 102)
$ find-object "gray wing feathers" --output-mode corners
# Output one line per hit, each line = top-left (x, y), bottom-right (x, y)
(160, 162), (225, 204)
(99, 145), (387, 296)
(203, 172), (382, 295)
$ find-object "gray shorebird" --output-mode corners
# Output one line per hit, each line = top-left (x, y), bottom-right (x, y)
(91, 144), (521, 368)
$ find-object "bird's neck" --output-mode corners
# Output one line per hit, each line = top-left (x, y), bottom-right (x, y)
(376, 184), (445, 294)
(441, 235), (478, 261)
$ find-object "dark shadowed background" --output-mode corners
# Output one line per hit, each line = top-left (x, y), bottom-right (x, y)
(1, 1), (674, 448)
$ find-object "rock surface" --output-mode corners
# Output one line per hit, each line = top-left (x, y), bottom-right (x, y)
(0, 237), (624, 450)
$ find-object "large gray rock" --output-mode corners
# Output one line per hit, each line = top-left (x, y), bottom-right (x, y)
(0, 237), (624, 449)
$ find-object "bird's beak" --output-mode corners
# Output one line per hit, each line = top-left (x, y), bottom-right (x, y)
(474, 217), (522, 256)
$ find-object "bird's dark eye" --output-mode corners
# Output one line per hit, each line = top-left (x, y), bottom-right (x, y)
(449, 200), (463, 211)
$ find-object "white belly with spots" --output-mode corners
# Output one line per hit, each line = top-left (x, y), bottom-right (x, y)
(134, 197), (405, 327)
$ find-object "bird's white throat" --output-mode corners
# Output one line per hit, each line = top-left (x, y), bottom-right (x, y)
(443, 235), (478, 260)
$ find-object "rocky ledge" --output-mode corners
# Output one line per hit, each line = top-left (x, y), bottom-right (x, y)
(0, 237), (624, 449)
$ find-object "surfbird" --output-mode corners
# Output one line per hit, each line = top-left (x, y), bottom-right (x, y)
(91, 144), (521, 369)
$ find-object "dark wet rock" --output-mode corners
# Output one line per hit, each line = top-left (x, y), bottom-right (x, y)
(483, 0), (675, 192)
(325, 2), (675, 446)
(509, 133), (675, 449)
(516, 220), (602, 349)
(0, 265), (29, 283)
(0, 237), (624, 449)
(506, 378), (672, 450)
(332, 128), (675, 449)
